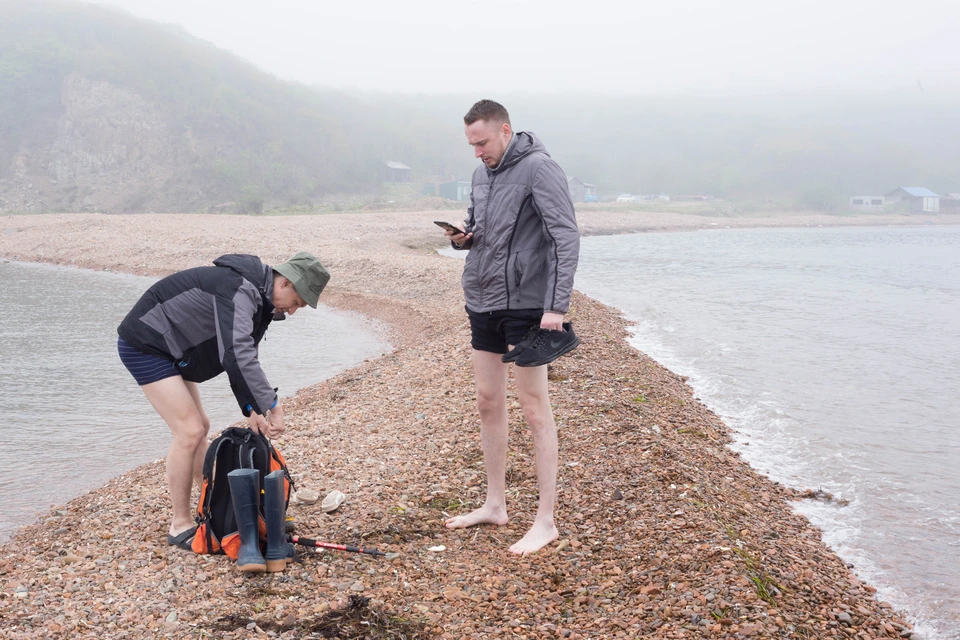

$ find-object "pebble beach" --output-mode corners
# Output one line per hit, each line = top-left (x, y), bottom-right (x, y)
(0, 209), (949, 639)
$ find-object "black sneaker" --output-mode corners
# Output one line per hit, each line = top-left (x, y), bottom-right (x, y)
(501, 325), (542, 363)
(514, 322), (580, 367)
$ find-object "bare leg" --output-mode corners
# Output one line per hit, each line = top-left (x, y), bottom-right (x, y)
(445, 349), (510, 529)
(141, 376), (208, 537)
(508, 363), (560, 555)
(183, 381), (211, 488)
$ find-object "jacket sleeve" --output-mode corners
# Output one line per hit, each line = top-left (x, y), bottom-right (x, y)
(532, 160), (581, 313)
(215, 281), (277, 416)
(454, 185), (477, 250)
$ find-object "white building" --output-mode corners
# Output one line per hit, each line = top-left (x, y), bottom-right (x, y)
(849, 196), (885, 212)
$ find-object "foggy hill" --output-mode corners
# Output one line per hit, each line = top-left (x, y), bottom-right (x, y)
(372, 91), (960, 207)
(0, 0), (412, 213)
(2, 1), (959, 213)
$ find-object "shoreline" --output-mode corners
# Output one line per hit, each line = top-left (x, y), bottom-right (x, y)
(0, 211), (927, 639)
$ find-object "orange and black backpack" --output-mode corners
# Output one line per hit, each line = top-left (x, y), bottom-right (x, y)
(191, 427), (293, 558)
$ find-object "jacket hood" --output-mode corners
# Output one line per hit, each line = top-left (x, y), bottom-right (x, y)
(213, 255), (275, 315)
(490, 131), (547, 174)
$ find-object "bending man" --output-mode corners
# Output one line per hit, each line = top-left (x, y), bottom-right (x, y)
(117, 252), (330, 549)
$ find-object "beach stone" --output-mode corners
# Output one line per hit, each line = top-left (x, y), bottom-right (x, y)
(837, 612), (853, 625)
(165, 612), (178, 623)
(292, 489), (319, 505)
(350, 580), (365, 591)
(321, 490), (346, 513)
(612, 489), (623, 500)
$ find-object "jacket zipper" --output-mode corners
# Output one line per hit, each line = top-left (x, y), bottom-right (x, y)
(478, 174), (497, 307)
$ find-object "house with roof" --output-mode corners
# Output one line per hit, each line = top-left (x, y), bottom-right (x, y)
(885, 187), (940, 213)
(567, 176), (598, 203)
(941, 193), (960, 211)
(381, 161), (411, 182)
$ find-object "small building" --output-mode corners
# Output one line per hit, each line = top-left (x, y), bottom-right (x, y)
(941, 193), (960, 211)
(567, 176), (598, 203)
(381, 161), (411, 182)
(849, 195), (885, 212)
(885, 187), (940, 213)
(439, 180), (472, 202)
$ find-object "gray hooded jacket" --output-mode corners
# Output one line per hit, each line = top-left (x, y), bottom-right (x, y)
(118, 254), (278, 416)
(457, 131), (580, 313)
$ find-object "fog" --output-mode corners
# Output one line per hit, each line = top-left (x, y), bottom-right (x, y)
(88, 0), (960, 96)
(4, 0), (959, 209)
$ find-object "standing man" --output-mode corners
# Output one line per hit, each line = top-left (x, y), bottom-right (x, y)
(442, 99), (580, 555)
(117, 252), (330, 549)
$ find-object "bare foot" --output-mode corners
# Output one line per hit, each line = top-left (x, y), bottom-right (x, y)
(508, 520), (559, 555)
(444, 504), (508, 529)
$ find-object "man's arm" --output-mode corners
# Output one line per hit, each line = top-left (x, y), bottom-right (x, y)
(450, 188), (477, 250)
(215, 282), (277, 417)
(532, 160), (581, 317)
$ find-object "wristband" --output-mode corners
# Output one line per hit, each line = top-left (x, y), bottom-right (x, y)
(246, 401), (277, 413)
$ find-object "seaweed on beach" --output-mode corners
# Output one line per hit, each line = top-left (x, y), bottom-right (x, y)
(795, 487), (851, 506)
(304, 595), (431, 639)
(208, 596), (430, 639)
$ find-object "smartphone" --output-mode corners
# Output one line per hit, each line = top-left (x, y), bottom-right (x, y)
(434, 221), (465, 235)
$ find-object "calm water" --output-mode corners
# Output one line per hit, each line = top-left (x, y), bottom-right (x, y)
(573, 226), (960, 640)
(0, 260), (389, 541)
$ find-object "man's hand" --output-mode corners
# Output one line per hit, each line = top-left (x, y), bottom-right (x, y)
(266, 405), (286, 439)
(444, 228), (473, 247)
(247, 412), (269, 435)
(540, 311), (565, 331)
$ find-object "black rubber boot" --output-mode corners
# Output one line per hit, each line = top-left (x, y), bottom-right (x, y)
(228, 469), (266, 573)
(264, 470), (290, 572)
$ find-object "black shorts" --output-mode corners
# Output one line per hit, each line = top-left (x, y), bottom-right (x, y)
(466, 307), (542, 354)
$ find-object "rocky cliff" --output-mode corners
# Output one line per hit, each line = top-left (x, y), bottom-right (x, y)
(1, 74), (209, 213)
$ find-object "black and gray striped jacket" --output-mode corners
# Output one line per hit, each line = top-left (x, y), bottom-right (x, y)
(457, 131), (580, 314)
(118, 254), (278, 416)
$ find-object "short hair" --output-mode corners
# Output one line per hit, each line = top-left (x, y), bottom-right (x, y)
(464, 99), (511, 126)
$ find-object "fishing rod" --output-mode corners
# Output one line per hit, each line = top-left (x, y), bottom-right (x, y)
(288, 535), (399, 559)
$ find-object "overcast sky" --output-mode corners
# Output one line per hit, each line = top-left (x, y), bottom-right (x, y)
(88, 0), (960, 95)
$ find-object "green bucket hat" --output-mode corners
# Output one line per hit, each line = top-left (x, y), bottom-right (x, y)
(273, 251), (330, 308)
